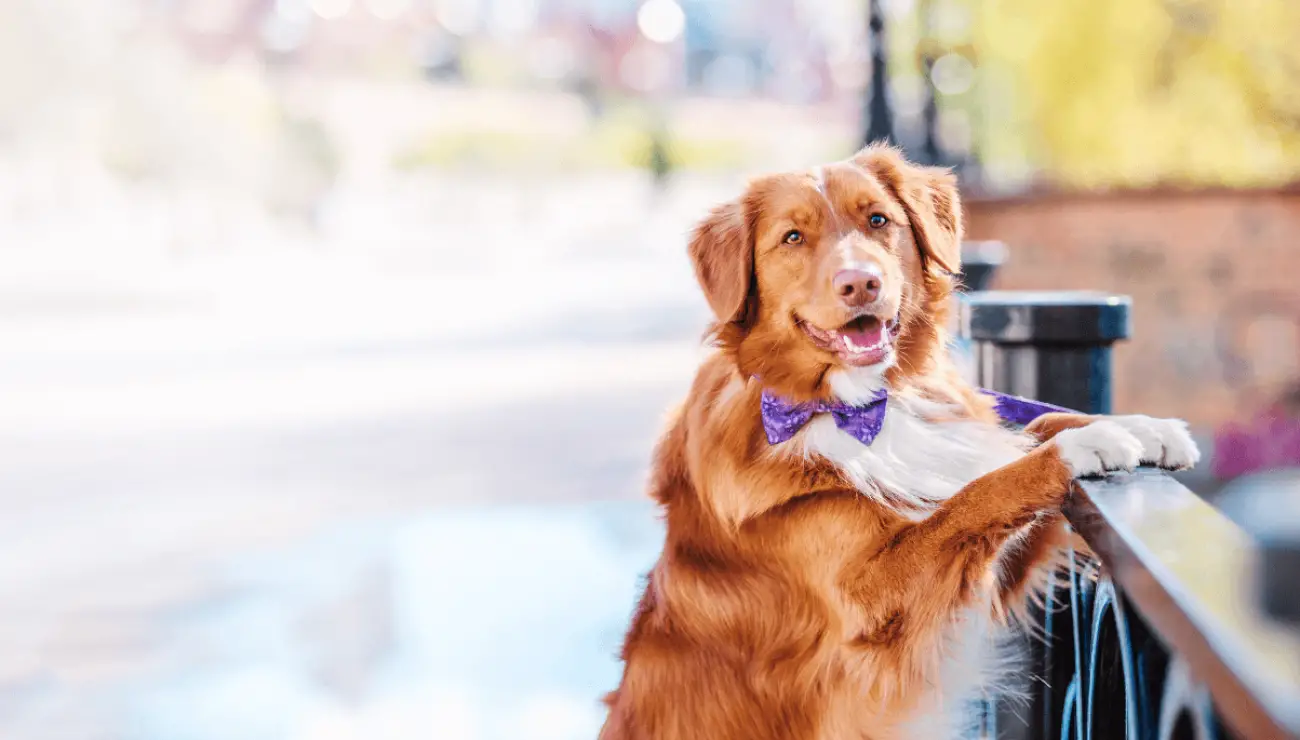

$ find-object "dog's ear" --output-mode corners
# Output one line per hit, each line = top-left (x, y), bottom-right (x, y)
(854, 145), (962, 275)
(901, 165), (962, 275)
(689, 198), (754, 325)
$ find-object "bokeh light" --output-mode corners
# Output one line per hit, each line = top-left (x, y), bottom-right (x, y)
(636, 0), (685, 44)
(310, 0), (353, 20)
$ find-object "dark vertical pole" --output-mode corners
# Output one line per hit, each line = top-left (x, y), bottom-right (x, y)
(960, 291), (1132, 740)
(918, 0), (940, 165)
(919, 69), (940, 164)
(864, 0), (894, 146)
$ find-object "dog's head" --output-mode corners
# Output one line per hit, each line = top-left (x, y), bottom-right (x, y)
(690, 145), (962, 401)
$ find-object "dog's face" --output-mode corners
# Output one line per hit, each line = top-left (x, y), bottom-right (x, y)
(690, 146), (963, 400)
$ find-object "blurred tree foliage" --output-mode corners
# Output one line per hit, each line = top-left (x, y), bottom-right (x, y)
(978, 0), (1300, 189)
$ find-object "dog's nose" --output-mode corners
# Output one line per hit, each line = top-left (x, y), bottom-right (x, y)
(833, 268), (882, 307)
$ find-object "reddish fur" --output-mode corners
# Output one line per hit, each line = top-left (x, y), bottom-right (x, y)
(600, 147), (1092, 740)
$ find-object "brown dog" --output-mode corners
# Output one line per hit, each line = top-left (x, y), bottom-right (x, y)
(598, 146), (1199, 740)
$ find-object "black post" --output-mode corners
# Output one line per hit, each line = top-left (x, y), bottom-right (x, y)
(960, 291), (1132, 740)
(959, 292), (1131, 414)
(864, 0), (894, 146)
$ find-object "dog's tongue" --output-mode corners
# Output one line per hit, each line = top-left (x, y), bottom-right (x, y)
(839, 322), (885, 349)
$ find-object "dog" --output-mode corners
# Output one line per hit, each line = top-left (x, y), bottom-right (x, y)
(597, 145), (1199, 740)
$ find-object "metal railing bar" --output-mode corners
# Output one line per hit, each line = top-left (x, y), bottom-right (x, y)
(1069, 470), (1300, 740)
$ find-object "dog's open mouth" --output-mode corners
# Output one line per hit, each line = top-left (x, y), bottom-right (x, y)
(797, 314), (900, 367)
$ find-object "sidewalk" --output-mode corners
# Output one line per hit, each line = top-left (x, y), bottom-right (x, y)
(0, 171), (719, 739)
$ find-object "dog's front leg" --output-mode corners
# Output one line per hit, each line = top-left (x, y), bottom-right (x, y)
(992, 412), (1201, 612)
(985, 407), (1094, 616)
(1023, 412), (1094, 442)
(840, 420), (1147, 645)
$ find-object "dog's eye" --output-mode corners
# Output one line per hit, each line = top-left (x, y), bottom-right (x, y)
(868, 214), (889, 229)
(783, 230), (805, 245)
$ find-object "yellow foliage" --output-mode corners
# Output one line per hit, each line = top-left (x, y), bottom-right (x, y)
(977, 0), (1300, 188)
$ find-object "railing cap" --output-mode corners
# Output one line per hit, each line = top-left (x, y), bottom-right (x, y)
(960, 290), (1132, 344)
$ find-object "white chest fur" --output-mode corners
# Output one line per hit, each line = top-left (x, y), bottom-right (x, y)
(796, 392), (1032, 518)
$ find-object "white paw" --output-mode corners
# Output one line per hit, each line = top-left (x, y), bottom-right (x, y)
(1107, 415), (1201, 470)
(1053, 421), (1143, 478)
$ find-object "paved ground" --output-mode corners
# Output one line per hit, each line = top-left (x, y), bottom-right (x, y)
(0, 173), (730, 739)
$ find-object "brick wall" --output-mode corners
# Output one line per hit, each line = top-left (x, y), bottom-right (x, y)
(965, 187), (1300, 429)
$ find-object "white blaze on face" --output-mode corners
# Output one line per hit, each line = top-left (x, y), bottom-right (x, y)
(809, 166), (844, 232)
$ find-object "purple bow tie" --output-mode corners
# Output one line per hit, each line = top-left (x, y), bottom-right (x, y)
(760, 388), (1070, 446)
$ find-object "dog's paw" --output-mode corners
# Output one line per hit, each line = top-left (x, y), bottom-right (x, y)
(1106, 415), (1201, 470)
(1053, 421), (1143, 478)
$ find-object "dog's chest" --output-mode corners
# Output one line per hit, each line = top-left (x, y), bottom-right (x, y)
(797, 401), (1030, 738)
(797, 400), (1030, 512)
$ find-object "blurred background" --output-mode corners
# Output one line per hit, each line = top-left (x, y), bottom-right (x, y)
(0, 0), (1297, 738)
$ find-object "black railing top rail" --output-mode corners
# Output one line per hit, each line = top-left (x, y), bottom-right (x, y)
(1069, 470), (1300, 739)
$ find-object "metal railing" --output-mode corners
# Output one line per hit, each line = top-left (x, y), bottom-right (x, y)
(960, 291), (1300, 740)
